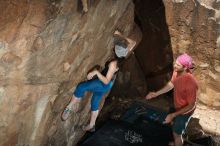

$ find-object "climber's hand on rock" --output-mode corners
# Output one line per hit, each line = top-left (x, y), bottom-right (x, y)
(87, 70), (97, 80)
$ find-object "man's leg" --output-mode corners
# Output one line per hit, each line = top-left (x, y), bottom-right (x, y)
(172, 115), (191, 146)
(173, 132), (183, 146)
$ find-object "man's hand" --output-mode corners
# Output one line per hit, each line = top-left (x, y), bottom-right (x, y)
(145, 92), (158, 100)
(87, 70), (97, 80)
(163, 113), (176, 124)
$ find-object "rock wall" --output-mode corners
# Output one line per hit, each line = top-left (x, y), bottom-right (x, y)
(163, 0), (220, 136)
(164, 0), (220, 107)
(0, 0), (142, 146)
(134, 0), (220, 136)
(134, 0), (219, 107)
(134, 0), (174, 91)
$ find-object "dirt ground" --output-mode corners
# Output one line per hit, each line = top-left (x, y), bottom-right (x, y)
(188, 103), (220, 145)
(98, 96), (220, 145)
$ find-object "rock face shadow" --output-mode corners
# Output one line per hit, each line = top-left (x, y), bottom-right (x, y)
(134, 0), (174, 91)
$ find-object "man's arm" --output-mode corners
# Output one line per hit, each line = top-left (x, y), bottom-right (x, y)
(174, 102), (196, 116)
(146, 81), (174, 100)
(163, 102), (196, 124)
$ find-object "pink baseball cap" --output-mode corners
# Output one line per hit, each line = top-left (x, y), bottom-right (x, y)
(177, 53), (193, 69)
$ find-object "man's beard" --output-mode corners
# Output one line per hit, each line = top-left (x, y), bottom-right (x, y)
(174, 68), (184, 73)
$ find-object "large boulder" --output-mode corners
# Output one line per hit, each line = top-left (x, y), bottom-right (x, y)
(164, 0), (220, 107)
(0, 0), (142, 145)
(134, 0), (220, 137)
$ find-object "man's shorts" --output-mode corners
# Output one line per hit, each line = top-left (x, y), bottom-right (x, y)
(172, 114), (191, 135)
